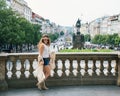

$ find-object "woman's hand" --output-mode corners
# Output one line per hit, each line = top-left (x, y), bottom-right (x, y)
(39, 61), (44, 65)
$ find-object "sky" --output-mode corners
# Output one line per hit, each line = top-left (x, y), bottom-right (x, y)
(25, 0), (120, 26)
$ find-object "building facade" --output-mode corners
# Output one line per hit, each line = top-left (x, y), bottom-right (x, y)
(108, 15), (120, 36)
(32, 12), (44, 25)
(6, 0), (32, 22)
(81, 14), (120, 38)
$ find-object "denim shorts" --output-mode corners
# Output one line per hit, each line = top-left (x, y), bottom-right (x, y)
(43, 58), (50, 66)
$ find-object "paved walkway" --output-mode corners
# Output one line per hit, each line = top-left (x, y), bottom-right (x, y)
(0, 85), (120, 96)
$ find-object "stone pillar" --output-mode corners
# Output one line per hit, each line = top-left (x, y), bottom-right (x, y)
(0, 55), (8, 91)
(117, 53), (120, 86)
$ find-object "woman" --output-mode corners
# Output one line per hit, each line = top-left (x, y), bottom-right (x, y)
(37, 34), (51, 90)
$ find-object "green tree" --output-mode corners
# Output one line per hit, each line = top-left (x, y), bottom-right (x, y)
(84, 34), (91, 42)
(0, 0), (6, 10)
(114, 36), (120, 46)
(17, 17), (34, 51)
(100, 35), (108, 45)
(48, 33), (59, 42)
(92, 35), (102, 44)
(0, 6), (18, 49)
(107, 34), (113, 45)
(0, 1), (41, 52)
(112, 33), (120, 46)
(60, 31), (64, 36)
(32, 24), (42, 45)
(92, 34), (120, 47)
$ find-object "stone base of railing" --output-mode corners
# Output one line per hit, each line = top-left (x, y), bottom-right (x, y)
(117, 53), (120, 86)
(46, 75), (117, 87)
(6, 79), (37, 88)
(117, 80), (120, 86)
(0, 80), (8, 91)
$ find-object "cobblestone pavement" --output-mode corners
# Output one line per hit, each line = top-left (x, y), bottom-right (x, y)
(0, 85), (120, 96)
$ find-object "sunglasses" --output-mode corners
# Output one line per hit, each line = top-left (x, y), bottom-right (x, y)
(43, 39), (49, 41)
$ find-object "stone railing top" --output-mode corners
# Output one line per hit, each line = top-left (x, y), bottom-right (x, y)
(0, 53), (9, 57)
(57, 52), (118, 55)
(0, 52), (39, 56)
(0, 52), (119, 57)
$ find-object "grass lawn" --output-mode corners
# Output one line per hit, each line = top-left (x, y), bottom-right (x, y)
(59, 49), (114, 52)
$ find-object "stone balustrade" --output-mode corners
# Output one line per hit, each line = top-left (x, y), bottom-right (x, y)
(0, 52), (120, 91)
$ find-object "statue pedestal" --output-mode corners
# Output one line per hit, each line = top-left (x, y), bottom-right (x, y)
(73, 33), (84, 49)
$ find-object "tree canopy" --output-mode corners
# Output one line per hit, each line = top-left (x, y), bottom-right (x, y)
(0, 0), (42, 52)
(91, 34), (120, 47)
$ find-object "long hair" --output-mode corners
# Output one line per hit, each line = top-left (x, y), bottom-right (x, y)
(37, 34), (51, 49)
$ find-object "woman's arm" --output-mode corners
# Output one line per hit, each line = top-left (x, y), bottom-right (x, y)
(38, 44), (44, 64)
(39, 43), (44, 56)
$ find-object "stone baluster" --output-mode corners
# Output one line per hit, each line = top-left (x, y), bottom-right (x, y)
(64, 59), (70, 76)
(92, 60), (97, 76)
(95, 60), (101, 76)
(57, 59), (63, 77)
(9, 56), (17, 79)
(80, 60), (86, 76)
(62, 59), (66, 77)
(12, 61), (16, 78)
(107, 60), (112, 76)
(111, 60), (117, 76)
(0, 55), (8, 91)
(85, 60), (88, 76)
(87, 60), (93, 76)
(20, 59), (25, 78)
(100, 60), (104, 76)
(76, 59), (79, 76)
(54, 59), (58, 77)
(29, 59), (34, 78)
(72, 60), (78, 76)
(77, 60), (80, 75)
(115, 60), (118, 76)
(16, 59), (22, 79)
(69, 59), (73, 76)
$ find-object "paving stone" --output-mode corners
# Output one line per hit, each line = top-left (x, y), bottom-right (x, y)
(0, 85), (120, 96)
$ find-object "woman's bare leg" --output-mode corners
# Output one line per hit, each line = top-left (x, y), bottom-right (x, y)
(44, 65), (51, 79)
(40, 65), (50, 90)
